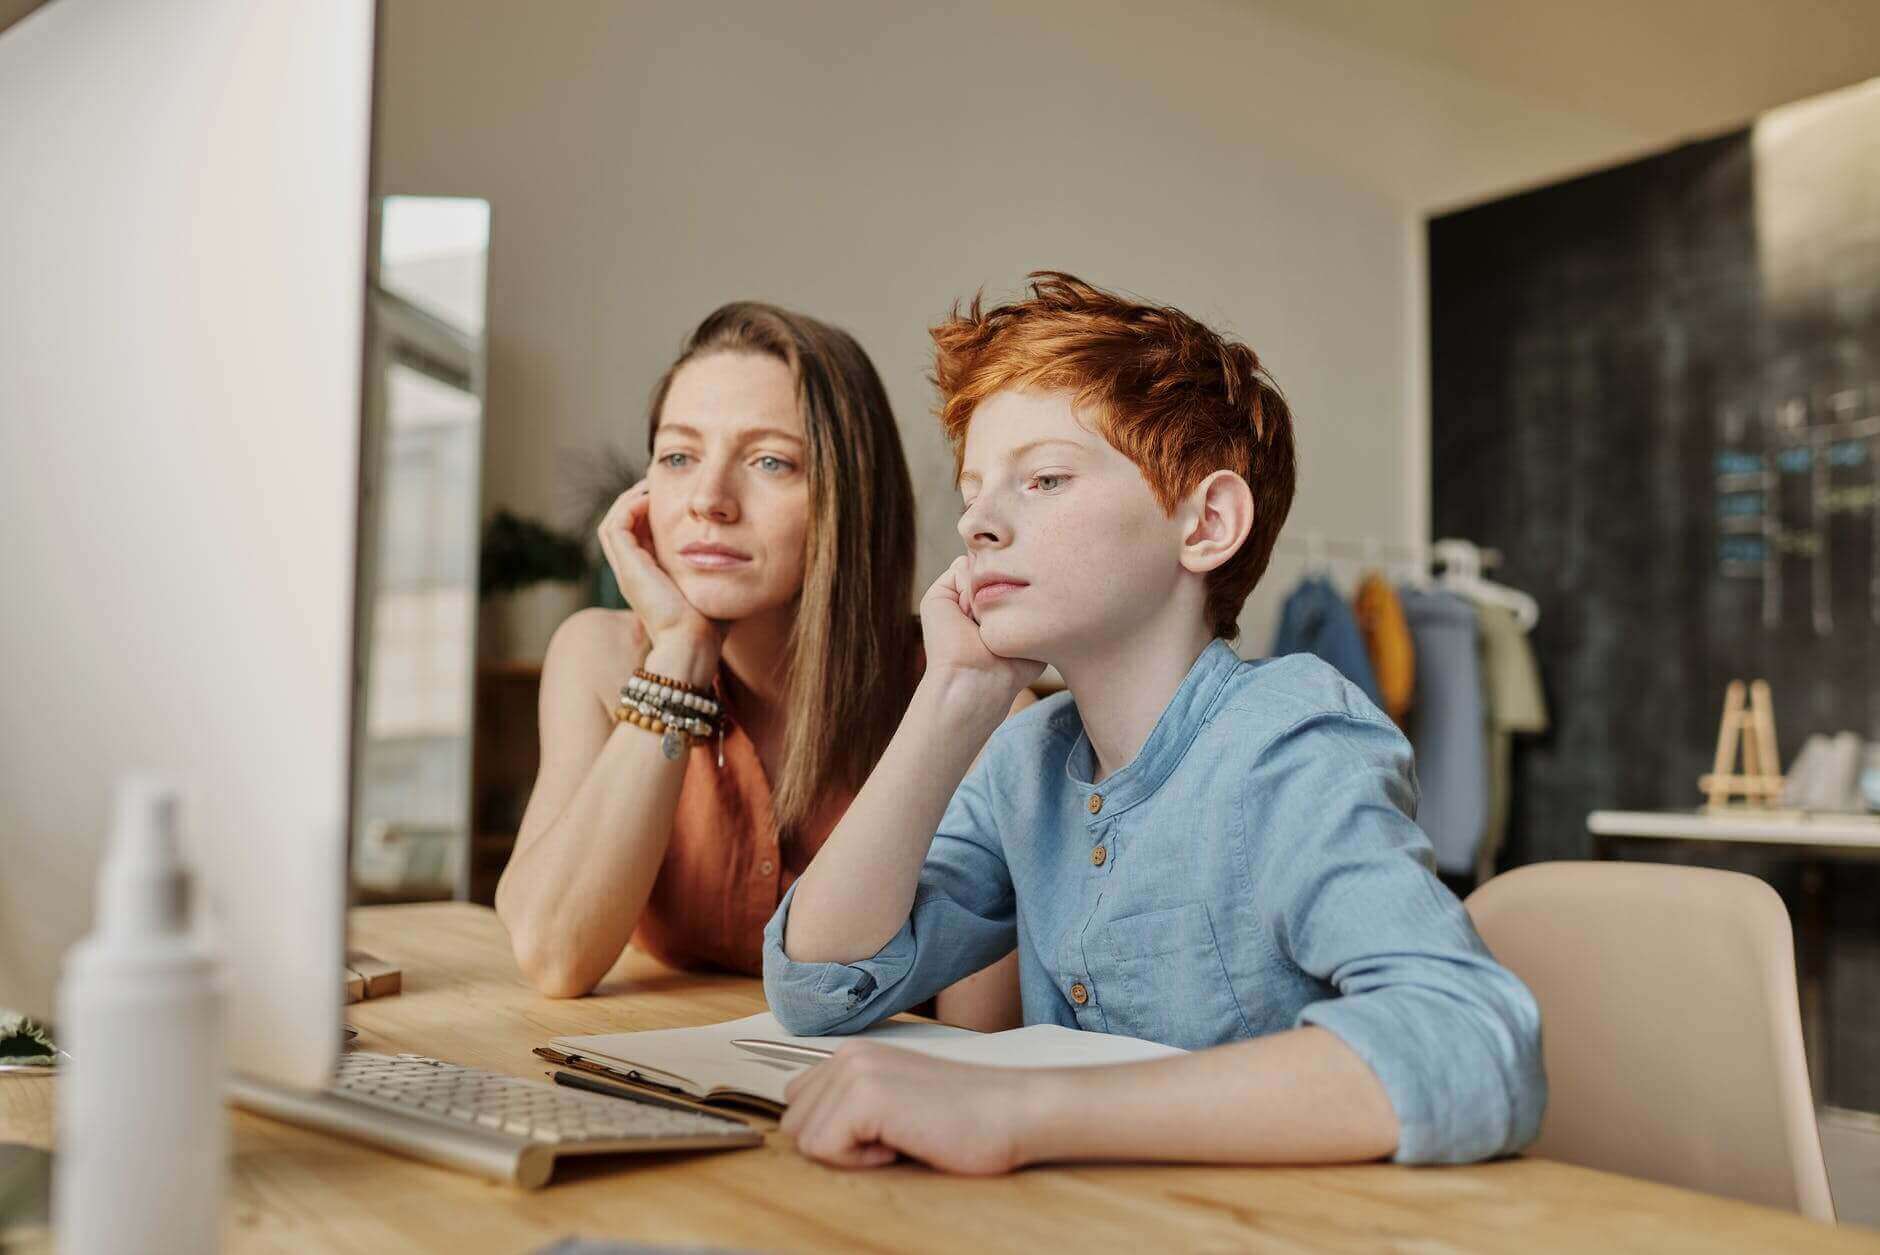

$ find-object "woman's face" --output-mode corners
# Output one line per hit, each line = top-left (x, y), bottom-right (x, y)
(648, 351), (811, 623)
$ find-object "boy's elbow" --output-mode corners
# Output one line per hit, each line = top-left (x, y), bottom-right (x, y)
(766, 997), (841, 1038)
(1506, 1003), (1549, 1153)
(763, 960), (849, 1037)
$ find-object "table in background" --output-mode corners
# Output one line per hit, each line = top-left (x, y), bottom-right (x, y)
(5, 902), (1878, 1253)
(1588, 808), (1880, 1104)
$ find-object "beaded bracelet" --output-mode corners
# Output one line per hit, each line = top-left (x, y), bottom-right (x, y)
(632, 667), (715, 701)
(615, 667), (725, 762)
(625, 671), (722, 720)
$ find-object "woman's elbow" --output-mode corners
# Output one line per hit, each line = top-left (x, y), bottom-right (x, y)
(520, 948), (598, 999)
(498, 896), (598, 999)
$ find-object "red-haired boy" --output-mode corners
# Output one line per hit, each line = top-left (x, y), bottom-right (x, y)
(765, 273), (1545, 1172)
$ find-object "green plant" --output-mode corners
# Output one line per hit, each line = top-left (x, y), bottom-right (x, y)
(478, 510), (588, 599)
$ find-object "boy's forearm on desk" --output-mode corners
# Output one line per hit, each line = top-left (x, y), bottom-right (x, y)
(783, 671), (1012, 963)
(1013, 1028), (1399, 1168)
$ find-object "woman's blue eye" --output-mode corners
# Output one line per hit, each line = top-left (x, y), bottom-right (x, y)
(658, 452), (691, 469)
(754, 455), (793, 473)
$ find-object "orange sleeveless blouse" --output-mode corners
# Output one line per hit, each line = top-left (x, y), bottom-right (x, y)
(628, 704), (855, 977)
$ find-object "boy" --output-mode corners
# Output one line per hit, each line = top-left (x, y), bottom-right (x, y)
(764, 273), (1545, 1174)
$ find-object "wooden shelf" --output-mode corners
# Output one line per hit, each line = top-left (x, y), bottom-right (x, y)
(477, 658), (544, 680)
(470, 666), (542, 904)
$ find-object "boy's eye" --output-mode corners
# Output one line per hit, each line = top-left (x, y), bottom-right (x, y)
(1031, 474), (1065, 492)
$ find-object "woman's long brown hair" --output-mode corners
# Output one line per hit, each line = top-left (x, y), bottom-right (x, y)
(647, 302), (919, 835)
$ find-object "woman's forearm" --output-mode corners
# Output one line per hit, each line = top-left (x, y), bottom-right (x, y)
(494, 636), (714, 997)
(1015, 1027), (1399, 1167)
(495, 722), (689, 996)
(783, 668), (1014, 963)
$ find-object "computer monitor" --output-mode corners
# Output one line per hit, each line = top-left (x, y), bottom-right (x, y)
(0, 0), (376, 1090)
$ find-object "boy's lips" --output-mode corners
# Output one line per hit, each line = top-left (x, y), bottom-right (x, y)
(971, 575), (1029, 609)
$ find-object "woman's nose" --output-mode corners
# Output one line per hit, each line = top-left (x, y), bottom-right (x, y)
(688, 463), (739, 524)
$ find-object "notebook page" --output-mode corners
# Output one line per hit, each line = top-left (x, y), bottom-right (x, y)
(550, 1014), (1183, 1105)
(550, 1011), (977, 1103)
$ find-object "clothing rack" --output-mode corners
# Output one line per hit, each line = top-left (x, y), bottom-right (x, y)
(1273, 533), (1505, 572)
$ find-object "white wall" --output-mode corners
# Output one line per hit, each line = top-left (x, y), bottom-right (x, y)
(375, 0), (1423, 647)
(372, 0), (1880, 648)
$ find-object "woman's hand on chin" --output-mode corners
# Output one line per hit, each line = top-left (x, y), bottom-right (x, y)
(598, 481), (721, 684)
(919, 556), (1044, 704)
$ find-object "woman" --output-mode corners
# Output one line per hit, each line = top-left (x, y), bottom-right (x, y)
(495, 301), (1022, 1027)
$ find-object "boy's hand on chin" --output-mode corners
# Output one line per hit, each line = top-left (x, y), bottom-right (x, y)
(920, 557), (1044, 701)
(780, 1044), (1030, 1175)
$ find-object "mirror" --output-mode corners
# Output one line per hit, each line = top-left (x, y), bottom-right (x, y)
(350, 195), (490, 902)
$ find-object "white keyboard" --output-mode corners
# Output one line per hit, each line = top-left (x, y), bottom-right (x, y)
(229, 1051), (762, 1187)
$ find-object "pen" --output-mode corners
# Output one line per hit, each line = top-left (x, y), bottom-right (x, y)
(731, 1038), (834, 1066)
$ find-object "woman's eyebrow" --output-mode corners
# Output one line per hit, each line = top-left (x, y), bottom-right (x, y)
(655, 423), (804, 446)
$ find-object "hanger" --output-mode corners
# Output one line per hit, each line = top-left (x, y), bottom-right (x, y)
(1305, 530), (1329, 577)
(1431, 537), (1539, 630)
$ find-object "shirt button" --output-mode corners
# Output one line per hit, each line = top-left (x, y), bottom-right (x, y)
(1069, 982), (1089, 1005)
(1090, 845), (1107, 867)
(1087, 793), (1103, 815)
(758, 859), (775, 876)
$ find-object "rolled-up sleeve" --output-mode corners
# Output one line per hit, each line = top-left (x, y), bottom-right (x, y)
(762, 754), (1017, 1036)
(1249, 712), (1547, 1164)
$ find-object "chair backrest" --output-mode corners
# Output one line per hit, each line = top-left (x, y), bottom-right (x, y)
(1465, 861), (1834, 1221)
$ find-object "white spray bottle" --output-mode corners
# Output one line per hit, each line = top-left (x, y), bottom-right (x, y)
(54, 775), (225, 1254)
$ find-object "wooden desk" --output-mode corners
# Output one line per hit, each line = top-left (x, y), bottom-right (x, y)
(4, 902), (1876, 1253)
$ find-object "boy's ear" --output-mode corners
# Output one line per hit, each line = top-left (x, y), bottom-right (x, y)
(1177, 470), (1255, 575)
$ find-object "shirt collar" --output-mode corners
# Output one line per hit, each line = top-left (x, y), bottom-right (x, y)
(1060, 637), (1241, 823)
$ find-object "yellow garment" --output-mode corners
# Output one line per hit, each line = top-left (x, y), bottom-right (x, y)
(1353, 572), (1415, 724)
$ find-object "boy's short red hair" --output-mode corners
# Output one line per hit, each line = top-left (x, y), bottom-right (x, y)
(931, 272), (1297, 640)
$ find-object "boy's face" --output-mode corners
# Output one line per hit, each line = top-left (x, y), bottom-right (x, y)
(955, 388), (1190, 661)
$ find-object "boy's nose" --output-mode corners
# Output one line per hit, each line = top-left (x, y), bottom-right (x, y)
(958, 503), (1008, 549)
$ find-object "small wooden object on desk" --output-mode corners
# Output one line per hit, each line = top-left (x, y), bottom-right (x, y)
(342, 950), (403, 1005)
(1700, 679), (1785, 811)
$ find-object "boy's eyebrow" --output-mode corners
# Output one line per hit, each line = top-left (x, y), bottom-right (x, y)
(654, 422), (804, 446)
(958, 437), (1088, 486)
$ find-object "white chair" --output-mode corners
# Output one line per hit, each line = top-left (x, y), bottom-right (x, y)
(1466, 861), (1834, 1221)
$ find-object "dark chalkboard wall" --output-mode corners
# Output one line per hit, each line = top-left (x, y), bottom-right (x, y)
(1430, 112), (1880, 1108)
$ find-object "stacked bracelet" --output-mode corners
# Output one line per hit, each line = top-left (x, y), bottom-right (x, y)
(614, 668), (724, 761)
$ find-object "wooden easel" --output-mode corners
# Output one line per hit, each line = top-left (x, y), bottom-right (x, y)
(1699, 679), (1785, 810)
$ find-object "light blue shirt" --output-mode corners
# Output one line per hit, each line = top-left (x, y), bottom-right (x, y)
(763, 639), (1546, 1164)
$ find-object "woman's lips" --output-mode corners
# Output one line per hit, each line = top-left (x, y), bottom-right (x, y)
(679, 545), (752, 571)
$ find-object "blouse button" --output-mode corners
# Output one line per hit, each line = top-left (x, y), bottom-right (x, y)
(1091, 845), (1107, 867)
(1069, 982), (1089, 1005)
(1087, 793), (1103, 815)
(759, 859), (775, 876)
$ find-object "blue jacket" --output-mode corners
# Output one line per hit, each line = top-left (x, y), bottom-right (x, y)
(1271, 576), (1385, 709)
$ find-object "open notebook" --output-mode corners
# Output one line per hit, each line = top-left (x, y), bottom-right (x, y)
(543, 1013), (1183, 1115)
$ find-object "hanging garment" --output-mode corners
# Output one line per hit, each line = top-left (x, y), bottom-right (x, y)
(1270, 576), (1384, 710)
(1399, 587), (1487, 876)
(1353, 572), (1416, 725)
(1474, 602), (1548, 882)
